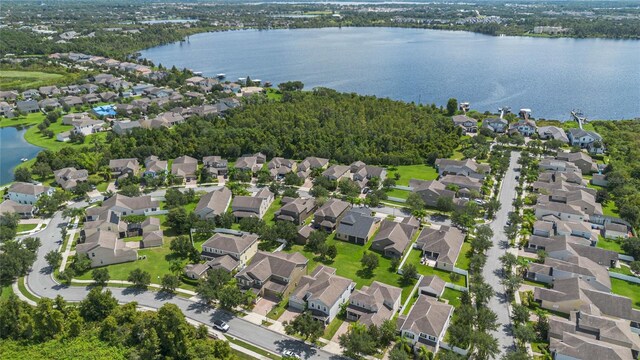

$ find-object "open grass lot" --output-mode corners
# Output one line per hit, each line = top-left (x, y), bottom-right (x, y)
(0, 70), (64, 90)
(441, 288), (464, 308)
(263, 198), (283, 226)
(596, 236), (624, 253)
(391, 165), (438, 186)
(322, 316), (344, 340)
(16, 223), (37, 232)
(601, 201), (619, 217)
(0, 284), (13, 301)
(286, 233), (416, 300)
(0, 111), (45, 128)
(454, 242), (472, 271)
(610, 278), (640, 309)
(386, 188), (410, 200)
(404, 249), (466, 287)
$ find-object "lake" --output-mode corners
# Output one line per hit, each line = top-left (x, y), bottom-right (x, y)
(141, 27), (640, 120)
(0, 127), (42, 185)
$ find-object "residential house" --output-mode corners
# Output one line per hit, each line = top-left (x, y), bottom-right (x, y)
(418, 275), (447, 299)
(313, 198), (351, 232)
(350, 162), (387, 190)
(202, 156), (229, 177)
(194, 187), (233, 220)
(113, 120), (141, 135)
(439, 174), (483, 196)
(171, 155), (198, 182)
(538, 158), (582, 174)
(7, 182), (53, 205)
(200, 232), (259, 266)
(534, 202), (587, 222)
(556, 151), (598, 175)
(0, 102), (15, 118)
(297, 157), (329, 179)
(99, 91), (119, 102)
(140, 156), (167, 177)
(61, 96), (84, 107)
(435, 159), (490, 180)
(16, 100), (40, 113)
(184, 255), (240, 280)
(62, 112), (92, 125)
(38, 85), (61, 97)
(591, 174), (608, 187)
(322, 165), (350, 181)
(0, 200), (34, 218)
(70, 118), (104, 136)
(231, 187), (274, 220)
(566, 128), (605, 154)
(482, 117), (508, 133)
(604, 223), (629, 240)
(537, 126), (569, 143)
(268, 158), (297, 179)
(537, 189), (602, 216)
(54, 167), (89, 190)
(526, 235), (618, 267)
(526, 256), (611, 292)
(38, 98), (61, 110)
(415, 225), (465, 271)
(396, 295), (454, 352)
(86, 194), (159, 221)
(236, 251), (308, 299)
(75, 230), (137, 267)
(83, 93), (100, 105)
(409, 179), (464, 209)
(109, 158), (140, 178)
(509, 119), (537, 136)
(370, 217), (419, 258)
(346, 281), (402, 326)
(289, 265), (355, 324)
(0, 90), (19, 101)
(275, 197), (316, 225)
(335, 208), (380, 245)
(451, 114), (478, 134)
(234, 154), (264, 173)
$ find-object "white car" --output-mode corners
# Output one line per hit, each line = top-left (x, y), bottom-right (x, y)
(213, 319), (229, 332)
(282, 350), (301, 359)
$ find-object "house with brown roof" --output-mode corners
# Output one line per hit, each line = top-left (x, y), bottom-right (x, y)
(143, 155), (167, 176)
(335, 208), (380, 245)
(202, 156), (228, 177)
(418, 275), (447, 298)
(350, 162), (387, 190)
(195, 187), (232, 220)
(275, 197), (316, 225)
(109, 158), (139, 178)
(200, 232), (259, 266)
(297, 157), (329, 179)
(171, 155), (198, 182)
(370, 217), (419, 258)
(231, 187), (274, 220)
(396, 295), (454, 352)
(289, 265), (355, 324)
(415, 225), (465, 271)
(85, 194), (159, 220)
(313, 198), (351, 232)
(556, 151), (598, 175)
(0, 200), (34, 218)
(435, 159), (490, 180)
(54, 167), (88, 190)
(236, 251), (308, 299)
(8, 182), (53, 205)
(268, 158), (297, 179)
(439, 174), (483, 195)
(184, 255), (240, 280)
(234, 154), (265, 173)
(322, 165), (351, 181)
(346, 281), (401, 326)
(409, 179), (458, 208)
(451, 115), (478, 134)
(75, 230), (137, 267)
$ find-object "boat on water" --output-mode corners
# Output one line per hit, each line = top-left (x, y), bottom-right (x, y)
(21, 158), (28, 162)
(193, 71), (203, 76)
(216, 73), (226, 79)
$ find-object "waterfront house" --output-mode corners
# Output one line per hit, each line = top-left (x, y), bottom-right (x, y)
(451, 114), (478, 134)
(482, 117), (508, 133)
(7, 182), (53, 205)
(537, 126), (569, 143)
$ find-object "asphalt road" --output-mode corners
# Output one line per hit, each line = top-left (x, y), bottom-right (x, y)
(482, 151), (520, 357)
(23, 210), (343, 360)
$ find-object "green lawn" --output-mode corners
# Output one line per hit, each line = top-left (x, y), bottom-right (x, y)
(227, 336), (280, 360)
(16, 223), (37, 232)
(441, 288), (464, 308)
(265, 88), (283, 101)
(266, 299), (289, 321)
(454, 242), (472, 271)
(24, 117), (108, 152)
(405, 250), (466, 287)
(386, 188), (410, 200)
(322, 317), (344, 340)
(601, 201), (619, 217)
(391, 165), (438, 186)
(610, 278), (640, 309)
(286, 233), (416, 300)
(596, 236), (624, 253)
(96, 182), (109, 192)
(263, 198), (283, 226)
(0, 284), (13, 301)
(0, 112), (45, 128)
(0, 70), (65, 90)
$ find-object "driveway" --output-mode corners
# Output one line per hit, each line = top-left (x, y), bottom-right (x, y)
(254, 296), (279, 316)
(279, 309), (302, 323)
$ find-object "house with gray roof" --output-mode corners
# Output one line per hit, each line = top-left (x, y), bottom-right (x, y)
(8, 182), (53, 205)
(346, 281), (401, 326)
(202, 156), (228, 177)
(556, 151), (598, 174)
(235, 153), (266, 173)
(526, 235), (618, 267)
(184, 255), (239, 280)
(297, 157), (329, 179)
(86, 194), (159, 220)
(418, 275), (447, 299)
(275, 197), (316, 225)
(371, 217), (419, 258)
(231, 187), (274, 220)
(313, 198), (351, 232)
(322, 165), (351, 181)
(604, 223), (629, 240)
(509, 119), (537, 136)
(451, 114), (478, 134)
(335, 208), (380, 245)
(289, 265), (355, 324)
(396, 295), (454, 352)
(143, 155), (167, 176)
(171, 155), (198, 182)
(38, 85), (60, 97)
(195, 187), (232, 220)
(39, 98), (61, 110)
(435, 159), (490, 180)
(0, 200), (34, 218)
(439, 174), (483, 195)
(236, 251), (308, 299)
(201, 232), (259, 266)
(566, 128), (604, 154)
(538, 126), (569, 143)
(350, 162), (387, 190)
(16, 100), (40, 113)
(534, 202), (587, 222)
(410, 179), (457, 208)
(482, 117), (508, 133)
(539, 158), (582, 174)
(526, 256), (611, 292)
(54, 167), (88, 190)
(415, 225), (465, 271)
(0, 90), (19, 101)
(75, 230), (137, 267)
(268, 158), (297, 179)
(537, 189), (602, 216)
(550, 331), (634, 360)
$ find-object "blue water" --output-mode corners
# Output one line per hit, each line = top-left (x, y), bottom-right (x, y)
(141, 27), (640, 120)
(0, 127), (42, 184)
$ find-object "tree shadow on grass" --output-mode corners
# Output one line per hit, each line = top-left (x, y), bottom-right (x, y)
(356, 268), (374, 279)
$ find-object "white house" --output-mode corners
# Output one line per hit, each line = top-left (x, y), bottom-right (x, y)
(7, 182), (53, 205)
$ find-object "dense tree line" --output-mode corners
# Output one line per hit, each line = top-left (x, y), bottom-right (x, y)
(0, 291), (237, 360)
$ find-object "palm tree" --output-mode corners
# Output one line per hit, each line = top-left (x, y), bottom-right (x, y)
(416, 345), (434, 360)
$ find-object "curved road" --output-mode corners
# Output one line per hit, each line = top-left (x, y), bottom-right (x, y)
(24, 210), (342, 360)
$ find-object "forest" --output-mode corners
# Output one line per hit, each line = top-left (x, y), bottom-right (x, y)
(0, 291), (237, 360)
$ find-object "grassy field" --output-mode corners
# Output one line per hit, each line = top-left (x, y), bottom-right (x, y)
(610, 278), (640, 309)
(391, 165), (438, 186)
(322, 317), (344, 340)
(265, 88), (283, 101)
(601, 200), (619, 217)
(286, 233), (416, 300)
(386, 188), (410, 200)
(404, 250), (467, 287)
(0, 284), (13, 301)
(596, 236), (624, 253)
(454, 242), (472, 271)
(0, 70), (65, 90)
(441, 288), (464, 308)
(263, 198), (283, 226)
(16, 223), (37, 233)
(0, 112), (45, 128)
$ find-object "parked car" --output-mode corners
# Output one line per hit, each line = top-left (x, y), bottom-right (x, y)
(213, 319), (229, 332)
(282, 350), (301, 359)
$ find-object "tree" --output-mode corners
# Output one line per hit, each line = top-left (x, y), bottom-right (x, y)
(325, 244), (338, 260)
(156, 303), (192, 360)
(34, 298), (65, 341)
(513, 324), (536, 345)
(161, 274), (180, 293)
(486, 198), (501, 218)
(501, 274), (523, 299)
(499, 252), (518, 274)
(169, 259), (184, 275)
(283, 311), (324, 343)
(45, 250), (62, 269)
(405, 192), (425, 213)
(339, 322), (377, 358)
(92, 268), (110, 286)
(305, 230), (327, 252)
(79, 287), (118, 322)
(389, 347), (411, 360)
(278, 81), (304, 91)
(128, 268), (151, 288)
(14, 167), (32, 182)
(436, 196), (454, 213)
(447, 98), (458, 115)
(119, 184), (140, 197)
(58, 269), (74, 285)
(170, 235), (194, 258)
(511, 304), (530, 325)
(71, 253), (92, 274)
(502, 348), (532, 360)
(621, 237), (640, 260)
(216, 281), (247, 310)
(401, 263), (418, 285)
(379, 319), (397, 347)
(630, 260), (640, 274)
(471, 331), (500, 360)
(338, 178), (361, 198)
(471, 280), (494, 307)
(360, 252), (379, 273)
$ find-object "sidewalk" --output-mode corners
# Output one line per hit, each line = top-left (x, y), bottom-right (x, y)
(59, 216), (80, 272)
(71, 278), (198, 297)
